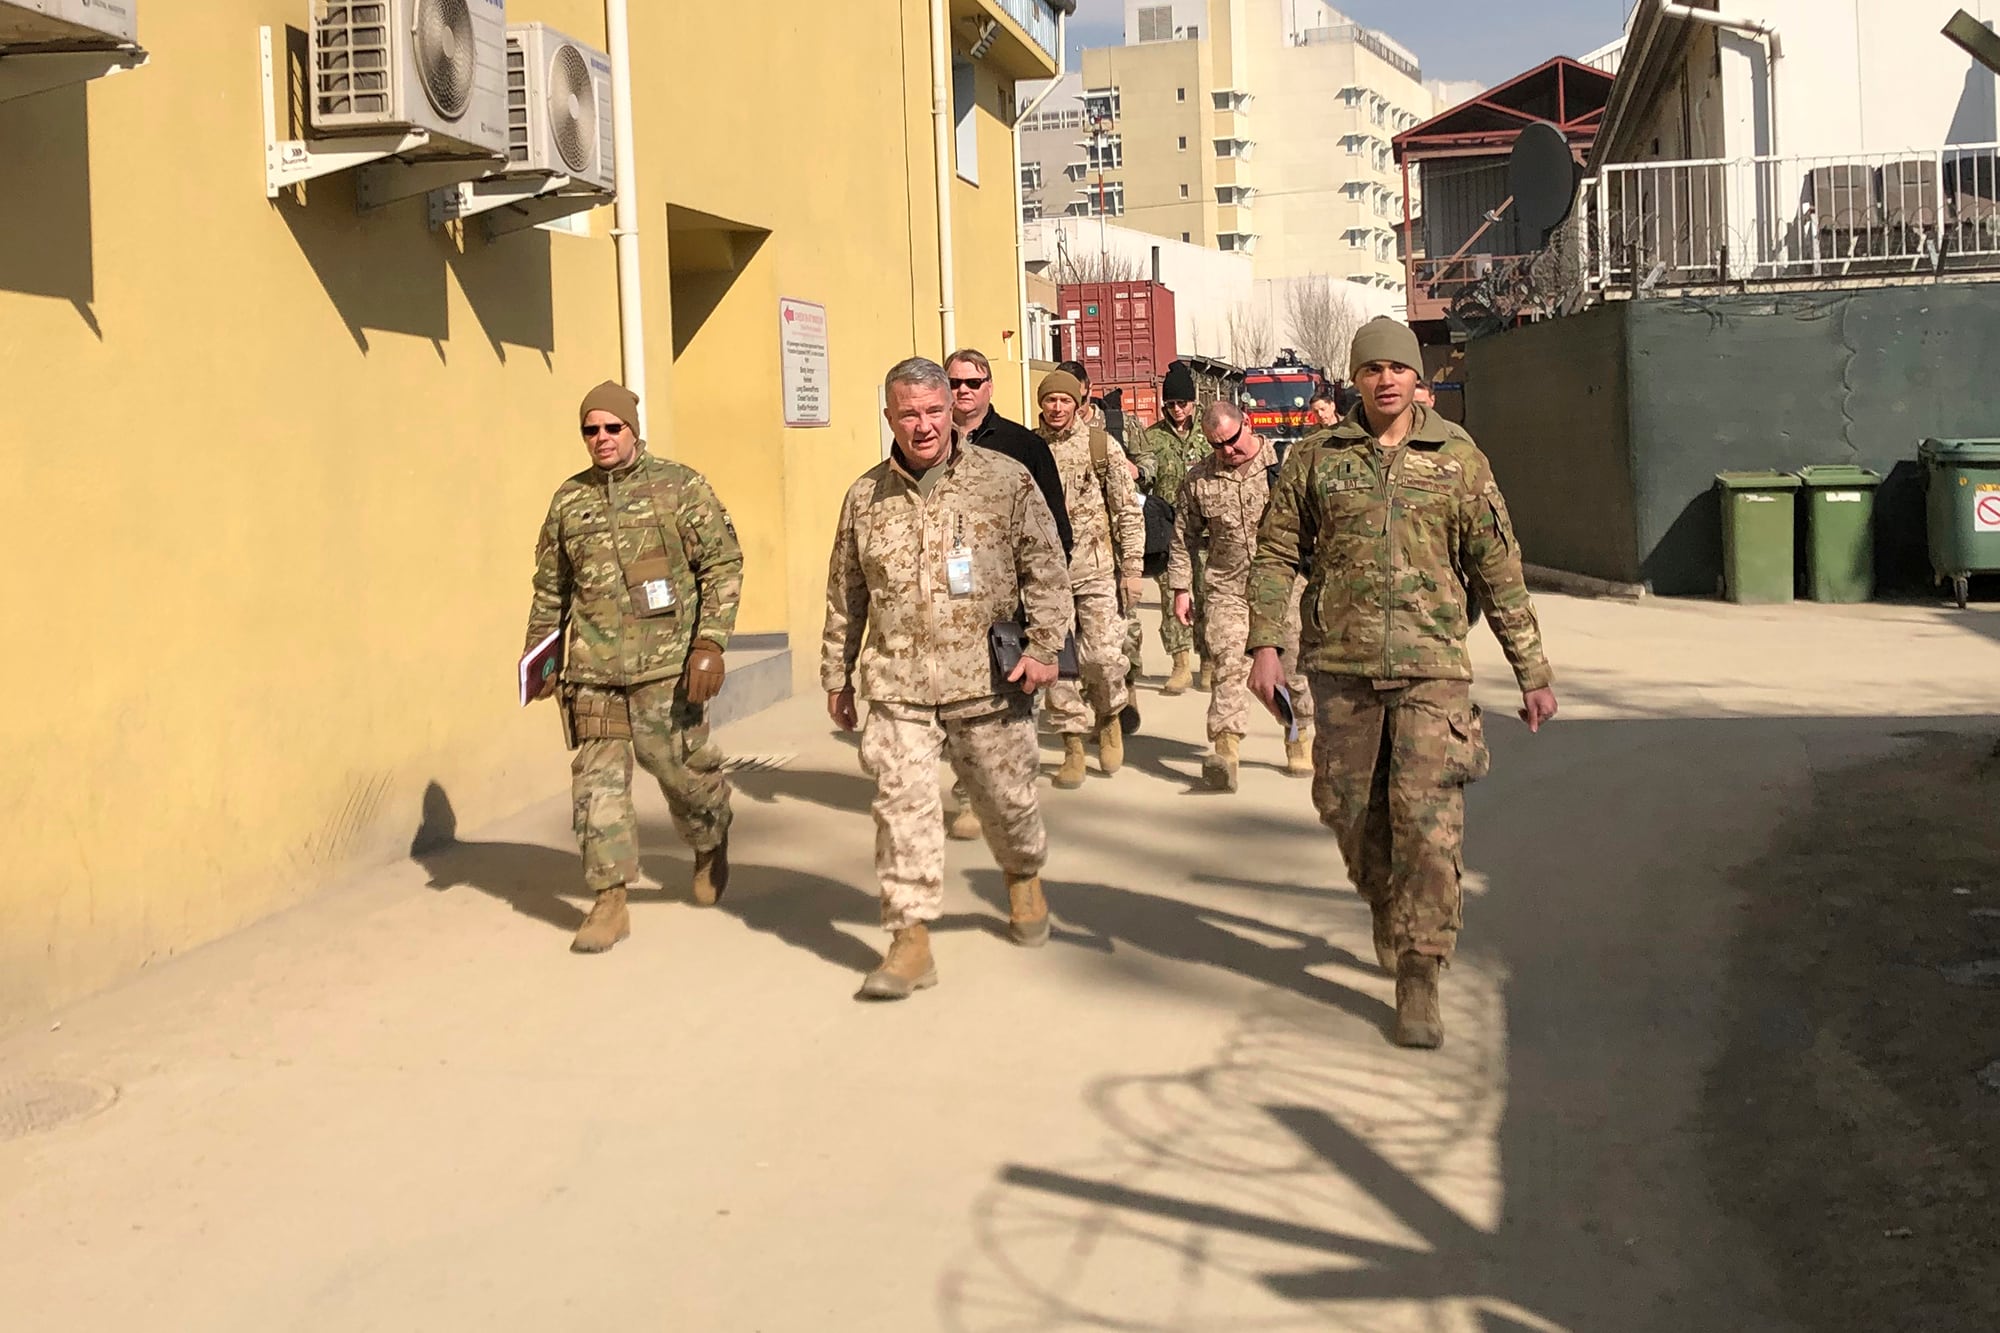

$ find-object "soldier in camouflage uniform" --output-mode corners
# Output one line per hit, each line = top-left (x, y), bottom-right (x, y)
(524, 381), (744, 955)
(1133, 361), (1208, 694)
(1168, 401), (1314, 792)
(823, 358), (1075, 1001)
(1037, 370), (1146, 788)
(1247, 318), (1558, 1049)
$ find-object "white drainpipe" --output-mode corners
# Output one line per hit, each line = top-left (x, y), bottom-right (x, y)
(605, 0), (648, 435)
(1658, 3), (1782, 156)
(930, 0), (958, 356)
(1013, 10), (1066, 418)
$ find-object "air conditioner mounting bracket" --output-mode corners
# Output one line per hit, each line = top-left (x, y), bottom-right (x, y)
(429, 173), (608, 239)
(0, 44), (148, 105)
(261, 25), (431, 200)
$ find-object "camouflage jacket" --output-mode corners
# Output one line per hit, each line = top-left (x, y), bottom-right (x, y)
(525, 448), (744, 687)
(1038, 418), (1145, 583)
(1133, 418), (1203, 503)
(821, 441), (1074, 707)
(1246, 407), (1553, 691)
(1167, 437), (1281, 595)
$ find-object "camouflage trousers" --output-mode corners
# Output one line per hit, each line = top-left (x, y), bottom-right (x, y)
(1157, 547), (1203, 658)
(1306, 674), (1490, 962)
(1204, 581), (1313, 741)
(1044, 570), (1129, 734)
(570, 679), (732, 894)
(862, 696), (1046, 931)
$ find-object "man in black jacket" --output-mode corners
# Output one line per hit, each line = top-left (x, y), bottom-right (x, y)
(948, 349), (1072, 559)
(945, 349), (1075, 841)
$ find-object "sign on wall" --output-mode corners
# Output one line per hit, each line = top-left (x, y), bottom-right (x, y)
(779, 298), (831, 428)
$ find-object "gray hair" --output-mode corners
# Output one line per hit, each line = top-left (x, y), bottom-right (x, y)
(1203, 400), (1245, 435)
(884, 356), (950, 395)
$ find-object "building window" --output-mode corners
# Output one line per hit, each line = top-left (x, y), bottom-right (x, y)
(1064, 162), (1089, 182)
(1136, 5), (1173, 42)
(1177, 135), (1188, 151)
(1083, 87), (1121, 123)
(1177, 87), (1187, 102)
(1023, 200), (1043, 221)
(1085, 135), (1123, 170)
(1179, 183), (1190, 198)
(952, 61), (978, 185)
(1186, 25), (1200, 37)
(1181, 231), (1191, 241)
(1079, 182), (1126, 217)
(1021, 162), (1043, 191)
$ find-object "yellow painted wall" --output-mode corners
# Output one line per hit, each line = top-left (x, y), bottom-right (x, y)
(0, 0), (1047, 1028)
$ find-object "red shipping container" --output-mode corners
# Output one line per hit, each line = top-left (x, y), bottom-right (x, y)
(1056, 280), (1179, 390)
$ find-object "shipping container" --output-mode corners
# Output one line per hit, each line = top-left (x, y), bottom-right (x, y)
(1056, 280), (1178, 390)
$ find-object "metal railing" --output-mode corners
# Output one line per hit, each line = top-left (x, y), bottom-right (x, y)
(992, 0), (1059, 60)
(1586, 142), (2000, 291)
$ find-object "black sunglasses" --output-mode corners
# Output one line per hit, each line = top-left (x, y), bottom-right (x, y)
(581, 422), (628, 439)
(1210, 423), (1244, 450)
(948, 376), (989, 390)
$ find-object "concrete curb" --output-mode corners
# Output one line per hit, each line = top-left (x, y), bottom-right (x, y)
(1523, 563), (1648, 601)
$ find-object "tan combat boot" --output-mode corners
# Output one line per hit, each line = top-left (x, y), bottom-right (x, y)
(1197, 660), (1214, 692)
(948, 805), (983, 841)
(857, 925), (938, 1000)
(1394, 952), (1444, 1049)
(571, 886), (631, 954)
(1285, 727), (1313, 778)
(1162, 651), (1194, 695)
(1097, 718), (1125, 775)
(1006, 873), (1050, 947)
(1202, 733), (1241, 792)
(1054, 735), (1088, 789)
(691, 836), (730, 906)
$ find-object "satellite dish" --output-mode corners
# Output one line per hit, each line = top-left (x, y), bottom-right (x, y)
(1509, 120), (1580, 235)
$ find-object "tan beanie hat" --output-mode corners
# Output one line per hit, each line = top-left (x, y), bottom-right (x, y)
(1348, 317), (1423, 377)
(579, 380), (641, 429)
(1036, 369), (1086, 408)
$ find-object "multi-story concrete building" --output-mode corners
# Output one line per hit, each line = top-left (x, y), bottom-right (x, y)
(1065, 1), (1434, 295)
(1018, 72), (1089, 222)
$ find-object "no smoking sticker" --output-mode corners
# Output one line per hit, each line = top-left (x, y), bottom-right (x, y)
(1975, 492), (2000, 533)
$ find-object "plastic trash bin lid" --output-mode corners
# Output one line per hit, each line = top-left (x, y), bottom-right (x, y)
(1795, 465), (1880, 487)
(1715, 470), (1802, 489)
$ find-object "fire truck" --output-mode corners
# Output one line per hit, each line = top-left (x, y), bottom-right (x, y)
(1239, 350), (1326, 463)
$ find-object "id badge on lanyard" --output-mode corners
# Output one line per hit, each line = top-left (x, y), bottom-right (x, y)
(945, 514), (974, 599)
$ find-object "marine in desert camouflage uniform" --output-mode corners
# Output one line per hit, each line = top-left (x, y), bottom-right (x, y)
(1167, 401), (1314, 792)
(524, 381), (744, 955)
(1036, 370), (1146, 788)
(823, 358), (1075, 1001)
(1247, 318), (1558, 1050)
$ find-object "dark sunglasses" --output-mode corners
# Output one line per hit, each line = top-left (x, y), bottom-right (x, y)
(581, 422), (628, 439)
(948, 376), (989, 390)
(1210, 423), (1244, 450)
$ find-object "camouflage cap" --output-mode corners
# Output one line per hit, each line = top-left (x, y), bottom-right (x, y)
(580, 380), (641, 429)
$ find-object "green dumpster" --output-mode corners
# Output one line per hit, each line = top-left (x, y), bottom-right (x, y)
(1795, 465), (1881, 603)
(1919, 438), (2000, 609)
(1715, 471), (1801, 604)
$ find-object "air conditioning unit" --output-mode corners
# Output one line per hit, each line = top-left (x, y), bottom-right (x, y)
(505, 22), (615, 193)
(0, 0), (138, 49)
(310, 0), (508, 160)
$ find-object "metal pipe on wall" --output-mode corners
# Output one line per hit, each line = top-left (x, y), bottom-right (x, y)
(605, 0), (648, 435)
(930, 0), (958, 355)
(1658, 2), (1783, 156)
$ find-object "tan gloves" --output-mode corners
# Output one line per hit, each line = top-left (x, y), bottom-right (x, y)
(685, 639), (726, 704)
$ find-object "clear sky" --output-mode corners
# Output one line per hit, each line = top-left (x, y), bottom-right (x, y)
(1063, 0), (1638, 87)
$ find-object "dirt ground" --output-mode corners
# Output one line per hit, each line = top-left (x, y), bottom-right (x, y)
(1704, 731), (2000, 1329)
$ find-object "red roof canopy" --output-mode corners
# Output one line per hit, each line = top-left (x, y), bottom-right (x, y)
(1393, 56), (1613, 164)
